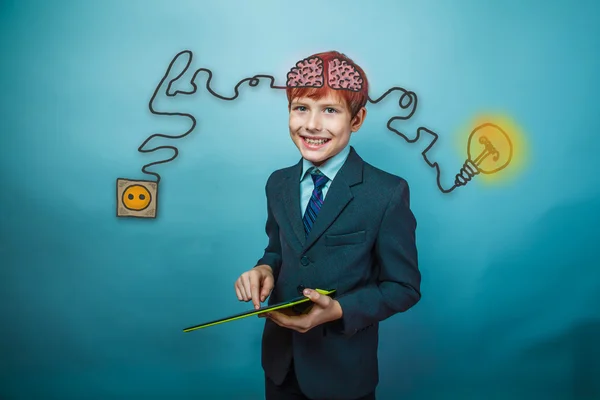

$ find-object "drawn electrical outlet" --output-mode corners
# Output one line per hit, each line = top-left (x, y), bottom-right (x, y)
(116, 178), (158, 218)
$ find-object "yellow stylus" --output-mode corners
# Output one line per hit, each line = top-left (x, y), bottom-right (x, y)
(183, 288), (336, 333)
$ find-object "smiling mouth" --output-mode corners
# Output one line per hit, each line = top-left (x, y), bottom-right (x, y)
(301, 136), (331, 147)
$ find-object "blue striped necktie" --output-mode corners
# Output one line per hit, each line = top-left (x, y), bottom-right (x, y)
(303, 169), (329, 237)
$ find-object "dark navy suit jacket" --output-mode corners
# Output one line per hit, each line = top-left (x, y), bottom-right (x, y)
(255, 146), (421, 400)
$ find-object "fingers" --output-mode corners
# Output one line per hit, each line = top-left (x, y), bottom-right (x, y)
(303, 288), (329, 307)
(234, 274), (251, 302)
(249, 273), (261, 310)
(260, 274), (274, 302)
(235, 284), (243, 301)
(267, 311), (312, 333)
(267, 312), (290, 328)
(235, 268), (273, 306)
(234, 276), (247, 301)
(242, 273), (252, 301)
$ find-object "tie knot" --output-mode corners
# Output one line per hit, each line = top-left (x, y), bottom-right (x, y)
(310, 169), (329, 189)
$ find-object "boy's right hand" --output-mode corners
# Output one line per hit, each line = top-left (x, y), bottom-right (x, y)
(234, 264), (274, 310)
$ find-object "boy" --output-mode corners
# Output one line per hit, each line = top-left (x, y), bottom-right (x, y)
(234, 51), (421, 400)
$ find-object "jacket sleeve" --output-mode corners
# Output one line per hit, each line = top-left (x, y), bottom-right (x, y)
(254, 176), (283, 283)
(334, 179), (421, 336)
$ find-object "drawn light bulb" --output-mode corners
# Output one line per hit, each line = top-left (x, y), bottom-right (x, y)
(455, 123), (513, 187)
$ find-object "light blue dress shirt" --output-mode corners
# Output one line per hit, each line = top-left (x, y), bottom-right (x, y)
(299, 144), (351, 217)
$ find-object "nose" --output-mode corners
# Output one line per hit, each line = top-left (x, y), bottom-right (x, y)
(306, 111), (322, 132)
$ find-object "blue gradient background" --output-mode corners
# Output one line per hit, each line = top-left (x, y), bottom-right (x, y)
(1, 0), (599, 399)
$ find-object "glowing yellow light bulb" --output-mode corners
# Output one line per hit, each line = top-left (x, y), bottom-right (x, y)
(455, 123), (513, 187)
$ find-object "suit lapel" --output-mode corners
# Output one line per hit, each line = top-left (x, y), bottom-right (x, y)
(274, 147), (365, 253)
(303, 146), (364, 251)
(277, 160), (307, 249)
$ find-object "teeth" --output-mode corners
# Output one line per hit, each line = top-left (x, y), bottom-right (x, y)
(305, 137), (328, 145)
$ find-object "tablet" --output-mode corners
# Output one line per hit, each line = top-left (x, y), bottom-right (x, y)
(182, 288), (336, 332)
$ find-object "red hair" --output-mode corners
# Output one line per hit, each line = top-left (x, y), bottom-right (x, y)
(286, 50), (369, 118)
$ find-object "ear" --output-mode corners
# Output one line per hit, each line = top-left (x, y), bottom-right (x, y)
(350, 107), (367, 132)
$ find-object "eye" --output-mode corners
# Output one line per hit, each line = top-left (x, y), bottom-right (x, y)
(294, 105), (307, 112)
(139, 194), (146, 200)
(128, 194), (134, 200)
(324, 107), (337, 114)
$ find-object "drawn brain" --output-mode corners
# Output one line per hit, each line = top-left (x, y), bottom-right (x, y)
(327, 59), (363, 91)
(286, 56), (363, 92)
(286, 57), (324, 87)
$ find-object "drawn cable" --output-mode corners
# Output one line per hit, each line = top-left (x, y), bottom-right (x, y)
(138, 51), (287, 184)
(138, 50), (456, 192)
(368, 88), (456, 193)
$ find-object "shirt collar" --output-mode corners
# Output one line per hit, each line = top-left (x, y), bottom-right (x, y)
(300, 144), (351, 182)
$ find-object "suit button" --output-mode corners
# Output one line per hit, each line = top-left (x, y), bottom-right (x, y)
(297, 284), (305, 294)
(300, 256), (310, 266)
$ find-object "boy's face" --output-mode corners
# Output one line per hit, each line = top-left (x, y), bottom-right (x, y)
(289, 93), (366, 167)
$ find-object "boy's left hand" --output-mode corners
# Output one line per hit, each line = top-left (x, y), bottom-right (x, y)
(261, 288), (343, 333)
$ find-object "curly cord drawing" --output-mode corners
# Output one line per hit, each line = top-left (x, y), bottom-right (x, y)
(139, 50), (513, 192)
(139, 51), (285, 184)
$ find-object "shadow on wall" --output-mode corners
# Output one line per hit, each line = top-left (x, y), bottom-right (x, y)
(472, 194), (600, 398)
